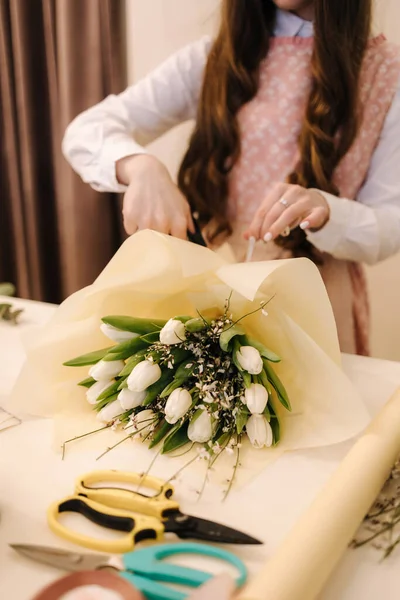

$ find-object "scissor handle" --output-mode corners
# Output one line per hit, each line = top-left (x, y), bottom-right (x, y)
(47, 495), (164, 553)
(75, 470), (180, 519)
(123, 542), (247, 588)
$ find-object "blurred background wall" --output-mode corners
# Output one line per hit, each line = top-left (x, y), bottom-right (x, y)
(124, 0), (400, 361)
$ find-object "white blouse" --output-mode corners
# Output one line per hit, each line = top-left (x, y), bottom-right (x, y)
(62, 9), (400, 266)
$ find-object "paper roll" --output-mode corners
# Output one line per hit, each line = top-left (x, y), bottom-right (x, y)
(238, 387), (400, 600)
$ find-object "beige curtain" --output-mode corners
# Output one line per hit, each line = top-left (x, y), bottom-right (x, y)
(0, 0), (126, 303)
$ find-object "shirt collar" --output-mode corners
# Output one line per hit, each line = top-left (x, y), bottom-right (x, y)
(274, 8), (314, 38)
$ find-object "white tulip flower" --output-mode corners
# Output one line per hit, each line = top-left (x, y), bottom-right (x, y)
(97, 399), (123, 423)
(86, 380), (114, 405)
(244, 383), (269, 414)
(127, 360), (161, 392)
(89, 359), (124, 381)
(100, 322), (139, 343)
(164, 388), (192, 424)
(246, 414), (273, 448)
(188, 410), (212, 443)
(131, 409), (156, 436)
(236, 346), (263, 374)
(118, 388), (146, 410)
(159, 319), (186, 345)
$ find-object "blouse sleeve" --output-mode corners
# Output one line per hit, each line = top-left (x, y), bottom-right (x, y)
(307, 75), (400, 265)
(62, 36), (211, 193)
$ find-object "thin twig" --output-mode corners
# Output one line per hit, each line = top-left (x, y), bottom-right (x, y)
(223, 442), (241, 501)
(95, 421), (155, 460)
(165, 455), (199, 485)
(197, 455), (212, 502)
(354, 515), (400, 548)
(137, 448), (163, 491)
(61, 425), (110, 460)
(196, 309), (209, 328)
(224, 295), (276, 332)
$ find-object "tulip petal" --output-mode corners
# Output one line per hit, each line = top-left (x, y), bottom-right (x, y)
(97, 399), (123, 423)
(118, 388), (146, 410)
(127, 360), (162, 392)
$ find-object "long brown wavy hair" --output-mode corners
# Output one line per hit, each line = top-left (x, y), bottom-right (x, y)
(177, 0), (372, 257)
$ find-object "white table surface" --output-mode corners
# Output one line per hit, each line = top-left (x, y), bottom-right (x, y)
(1, 296), (400, 600)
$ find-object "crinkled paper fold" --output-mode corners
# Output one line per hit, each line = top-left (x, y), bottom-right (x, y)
(10, 231), (369, 484)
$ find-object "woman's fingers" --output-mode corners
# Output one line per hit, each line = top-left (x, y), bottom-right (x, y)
(171, 216), (190, 240)
(187, 575), (236, 600)
(244, 185), (330, 243)
(262, 197), (309, 241)
(259, 187), (306, 241)
(299, 206), (328, 231)
(244, 183), (289, 240)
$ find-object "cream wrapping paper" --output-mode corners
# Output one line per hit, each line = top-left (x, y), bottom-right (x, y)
(238, 387), (400, 600)
(9, 231), (369, 483)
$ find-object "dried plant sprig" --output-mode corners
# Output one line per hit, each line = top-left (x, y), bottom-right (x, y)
(0, 283), (23, 324)
(352, 456), (400, 559)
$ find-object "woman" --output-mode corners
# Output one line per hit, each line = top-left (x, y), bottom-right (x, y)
(63, 0), (400, 356)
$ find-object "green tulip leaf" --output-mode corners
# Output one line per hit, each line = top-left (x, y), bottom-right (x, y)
(241, 370), (252, 388)
(117, 379), (128, 391)
(64, 347), (112, 367)
(149, 419), (174, 449)
(162, 422), (190, 454)
(236, 407), (249, 435)
(268, 402), (281, 445)
(244, 336), (281, 363)
(118, 350), (148, 377)
(96, 380), (121, 402)
(140, 331), (161, 344)
(175, 359), (196, 380)
(103, 337), (149, 361)
(94, 392), (119, 412)
(263, 359), (291, 411)
(263, 402), (271, 422)
(143, 371), (174, 406)
(77, 377), (96, 388)
(168, 348), (193, 365)
(160, 378), (185, 399)
(259, 369), (273, 395)
(102, 316), (167, 334)
(185, 318), (207, 333)
(220, 324), (246, 352)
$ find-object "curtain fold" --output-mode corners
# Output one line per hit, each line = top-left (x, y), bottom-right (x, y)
(0, 0), (126, 303)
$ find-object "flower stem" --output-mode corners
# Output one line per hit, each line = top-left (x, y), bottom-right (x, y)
(223, 441), (241, 501)
(61, 425), (110, 460)
(225, 296), (276, 331)
(95, 421), (155, 460)
(353, 515), (400, 548)
(165, 455), (199, 485)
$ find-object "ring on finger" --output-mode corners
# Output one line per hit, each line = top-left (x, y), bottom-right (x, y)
(281, 226), (291, 237)
(279, 197), (289, 209)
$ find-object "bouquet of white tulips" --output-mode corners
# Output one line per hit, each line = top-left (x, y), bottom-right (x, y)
(64, 300), (290, 457)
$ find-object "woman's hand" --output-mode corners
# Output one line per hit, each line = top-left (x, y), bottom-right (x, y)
(116, 154), (194, 239)
(187, 574), (235, 599)
(244, 183), (330, 242)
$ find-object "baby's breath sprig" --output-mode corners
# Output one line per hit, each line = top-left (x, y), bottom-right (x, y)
(352, 456), (400, 559)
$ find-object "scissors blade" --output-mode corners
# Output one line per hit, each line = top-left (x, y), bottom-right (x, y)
(10, 544), (112, 572)
(165, 513), (262, 545)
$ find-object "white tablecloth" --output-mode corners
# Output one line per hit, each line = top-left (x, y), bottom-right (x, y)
(1, 297), (400, 600)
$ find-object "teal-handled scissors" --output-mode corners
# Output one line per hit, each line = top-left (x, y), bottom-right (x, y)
(11, 542), (248, 600)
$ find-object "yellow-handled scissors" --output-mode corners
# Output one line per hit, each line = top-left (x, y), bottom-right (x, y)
(47, 470), (262, 553)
